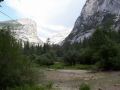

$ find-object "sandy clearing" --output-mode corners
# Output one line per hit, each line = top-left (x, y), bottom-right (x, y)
(44, 69), (120, 90)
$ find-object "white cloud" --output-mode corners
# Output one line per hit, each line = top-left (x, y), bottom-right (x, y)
(5, 0), (73, 42)
(6, 0), (72, 24)
(4, 0), (86, 43)
(38, 24), (72, 42)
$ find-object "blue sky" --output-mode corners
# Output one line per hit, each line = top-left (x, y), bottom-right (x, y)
(0, 0), (86, 42)
(0, 1), (21, 21)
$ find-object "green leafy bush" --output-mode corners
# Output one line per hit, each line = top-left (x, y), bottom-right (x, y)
(0, 29), (38, 89)
(51, 62), (64, 69)
(79, 83), (91, 90)
(63, 50), (79, 65)
(8, 85), (47, 90)
(36, 53), (55, 66)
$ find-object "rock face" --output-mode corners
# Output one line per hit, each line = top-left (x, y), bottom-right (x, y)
(65, 0), (120, 44)
(0, 18), (43, 45)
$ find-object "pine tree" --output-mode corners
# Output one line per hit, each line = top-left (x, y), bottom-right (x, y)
(0, 29), (37, 89)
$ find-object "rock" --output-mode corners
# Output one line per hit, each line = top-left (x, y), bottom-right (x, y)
(0, 18), (43, 45)
(65, 0), (120, 44)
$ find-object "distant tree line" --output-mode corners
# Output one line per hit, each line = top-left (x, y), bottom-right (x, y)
(22, 27), (120, 71)
(22, 14), (120, 71)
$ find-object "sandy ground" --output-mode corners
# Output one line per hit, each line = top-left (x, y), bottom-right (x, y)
(44, 69), (120, 90)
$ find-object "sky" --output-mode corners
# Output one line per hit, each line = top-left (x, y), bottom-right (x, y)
(0, 0), (86, 42)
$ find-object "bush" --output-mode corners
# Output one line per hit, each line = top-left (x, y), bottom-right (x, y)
(74, 64), (93, 70)
(0, 29), (38, 89)
(63, 50), (79, 65)
(88, 28), (120, 71)
(94, 43), (119, 70)
(45, 81), (53, 89)
(79, 48), (95, 65)
(36, 52), (55, 66)
(8, 85), (47, 90)
(79, 83), (91, 90)
(8, 82), (54, 90)
(51, 62), (64, 69)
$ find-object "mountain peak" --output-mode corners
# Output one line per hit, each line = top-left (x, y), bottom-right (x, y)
(17, 18), (36, 25)
(0, 18), (43, 45)
(64, 0), (120, 44)
(83, 0), (120, 16)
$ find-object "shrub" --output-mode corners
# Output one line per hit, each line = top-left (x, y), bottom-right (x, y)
(51, 62), (64, 69)
(75, 64), (93, 70)
(8, 85), (46, 90)
(94, 43), (119, 70)
(36, 53), (55, 66)
(79, 48), (95, 65)
(63, 50), (79, 66)
(0, 29), (38, 89)
(79, 83), (91, 90)
(45, 81), (53, 89)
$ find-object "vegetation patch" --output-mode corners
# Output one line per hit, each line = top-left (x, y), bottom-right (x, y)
(79, 83), (91, 90)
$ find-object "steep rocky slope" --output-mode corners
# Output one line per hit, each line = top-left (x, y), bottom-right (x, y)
(65, 0), (120, 44)
(0, 18), (43, 45)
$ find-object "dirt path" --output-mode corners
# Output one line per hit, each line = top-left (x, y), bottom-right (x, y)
(44, 69), (120, 90)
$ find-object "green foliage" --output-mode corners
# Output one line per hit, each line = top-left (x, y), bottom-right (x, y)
(62, 23), (120, 71)
(63, 50), (79, 65)
(35, 53), (55, 66)
(90, 28), (120, 70)
(45, 81), (53, 89)
(79, 83), (91, 90)
(8, 85), (51, 90)
(0, 29), (38, 89)
(95, 44), (119, 70)
(73, 64), (93, 70)
(23, 41), (60, 67)
(21, 14), (120, 71)
(51, 62), (64, 69)
(79, 48), (95, 65)
(50, 62), (93, 70)
(89, 28), (108, 49)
